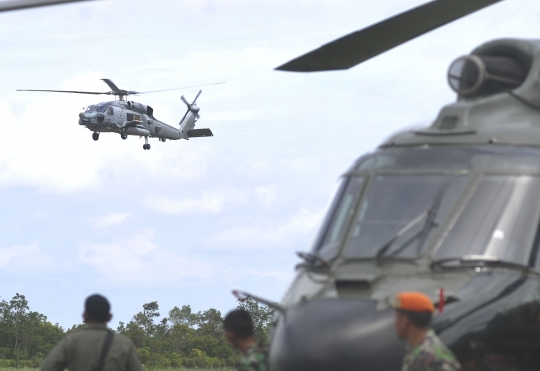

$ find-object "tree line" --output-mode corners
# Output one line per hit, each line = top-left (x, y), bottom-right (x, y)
(0, 293), (276, 368)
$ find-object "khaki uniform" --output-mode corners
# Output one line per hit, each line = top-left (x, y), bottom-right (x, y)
(402, 330), (462, 371)
(238, 343), (267, 371)
(41, 324), (143, 371)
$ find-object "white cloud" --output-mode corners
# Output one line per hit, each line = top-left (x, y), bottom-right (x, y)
(91, 212), (131, 229)
(255, 185), (277, 207)
(78, 229), (213, 284)
(0, 243), (40, 267)
(204, 208), (324, 251)
(222, 267), (292, 283)
(145, 190), (244, 216)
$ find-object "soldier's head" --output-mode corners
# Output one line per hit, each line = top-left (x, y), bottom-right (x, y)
(83, 294), (112, 324)
(392, 292), (434, 339)
(223, 309), (255, 350)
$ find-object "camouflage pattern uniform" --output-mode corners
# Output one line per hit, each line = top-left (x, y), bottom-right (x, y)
(238, 343), (267, 371)
(402, 330), (462, 371)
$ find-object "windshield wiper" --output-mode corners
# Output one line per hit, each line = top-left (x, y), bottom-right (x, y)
(296, 251), (330, 267)
(376, 184), (447, 262)
(431, 255), (530, 270)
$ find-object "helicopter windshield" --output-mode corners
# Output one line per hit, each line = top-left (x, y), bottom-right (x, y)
(85, 105), (96, 113)
(96, 105), (107, 113)
(315, 147), (540, 264)
(343, 174), (468, 259)
(434, 175), (540, 266)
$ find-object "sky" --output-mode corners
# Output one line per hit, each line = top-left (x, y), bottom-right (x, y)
(0, 0), (539, 329)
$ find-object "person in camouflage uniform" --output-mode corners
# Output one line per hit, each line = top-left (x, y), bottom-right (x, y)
(224, 309), (268, 371)
(393, 292), (462, 371)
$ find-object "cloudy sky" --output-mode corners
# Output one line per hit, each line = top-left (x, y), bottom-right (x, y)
(0, 0), (538, 328)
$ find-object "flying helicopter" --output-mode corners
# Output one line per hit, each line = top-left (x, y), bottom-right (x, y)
(18, 79), (223, 150)
(235, 0), (540, 370)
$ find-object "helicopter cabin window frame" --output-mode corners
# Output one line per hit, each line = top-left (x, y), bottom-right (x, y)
(433, 174), (540, 268)
(320, 147), (540, 267)
(314, 176), (366, 262)
(339, 173), (470, 260)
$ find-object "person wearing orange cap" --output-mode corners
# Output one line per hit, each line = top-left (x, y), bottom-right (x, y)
(393, 292), (462, 371)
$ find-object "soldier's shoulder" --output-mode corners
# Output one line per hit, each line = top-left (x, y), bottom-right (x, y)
(239, 345), (267, 371)
(403, 332), (461, 371)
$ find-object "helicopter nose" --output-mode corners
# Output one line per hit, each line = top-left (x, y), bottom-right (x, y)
(269, 298), (405, 371)
(79, 112), (85, 118)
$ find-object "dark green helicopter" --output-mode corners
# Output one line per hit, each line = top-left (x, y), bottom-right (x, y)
(237, 0), (540, 370)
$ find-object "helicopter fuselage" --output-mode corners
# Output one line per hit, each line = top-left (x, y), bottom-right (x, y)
(270, 38), (540, 371)
(78, 100), (194, 141)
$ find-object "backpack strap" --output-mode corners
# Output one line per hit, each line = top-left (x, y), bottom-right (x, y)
(95, 331), (114, 371)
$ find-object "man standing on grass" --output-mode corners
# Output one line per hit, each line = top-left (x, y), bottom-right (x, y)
(224, 309), (268, 371)
(41, 294), (143, 371)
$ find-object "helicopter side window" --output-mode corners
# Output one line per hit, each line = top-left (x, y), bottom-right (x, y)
(435, 176), (540, 266)
(106, 107), (114, 116)
(96, 105), (107, 113)
(315, 176), (365, 260)
(343, 174), (468, 259)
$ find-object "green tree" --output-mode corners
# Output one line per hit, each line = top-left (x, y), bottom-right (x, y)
(236, 297), (276, 348)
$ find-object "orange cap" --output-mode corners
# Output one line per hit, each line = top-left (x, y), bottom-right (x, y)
(393, 292), (435, 313)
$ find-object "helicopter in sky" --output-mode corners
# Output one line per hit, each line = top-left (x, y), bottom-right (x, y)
(18, 79), (223, 150)
(235, 0), (540, 370)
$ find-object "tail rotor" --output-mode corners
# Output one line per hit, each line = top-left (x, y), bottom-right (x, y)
(179, 90), (202, 124)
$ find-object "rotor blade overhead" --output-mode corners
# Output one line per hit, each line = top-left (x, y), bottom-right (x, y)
(0, 0), (92, 12)
(137, 82), (225, 95)
(276, 0), (503, 72)
(16, 89), (107, 95)
(101, 79), (122, 93)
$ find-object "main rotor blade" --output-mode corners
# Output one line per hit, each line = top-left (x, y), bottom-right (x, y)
(276, 0), (503, 72)
(0, 0), (92, 13)
(192, 90), (202, 105)
(17, 89), (107, 95)
(101, 79), (121, 93)
(136, 82), (225, 95)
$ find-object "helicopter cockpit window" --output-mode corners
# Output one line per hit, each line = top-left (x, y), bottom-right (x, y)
(435, 176), (540, 266)
(106, 107), (114, 116)
(96, 105), (107, 113)
(316, 176), (365, 260)
(343, 174), (468, 259)
(85, 105), (96, 113)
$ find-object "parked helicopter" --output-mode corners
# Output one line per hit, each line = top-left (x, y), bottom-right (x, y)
(18, 79), (223, 150)
(239, 0), (540, 370)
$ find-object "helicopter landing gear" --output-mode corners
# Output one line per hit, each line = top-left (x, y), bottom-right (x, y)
(121, 132), (128, 140)
(143, 136), (150, 150)
(92, 132), (99, 141)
